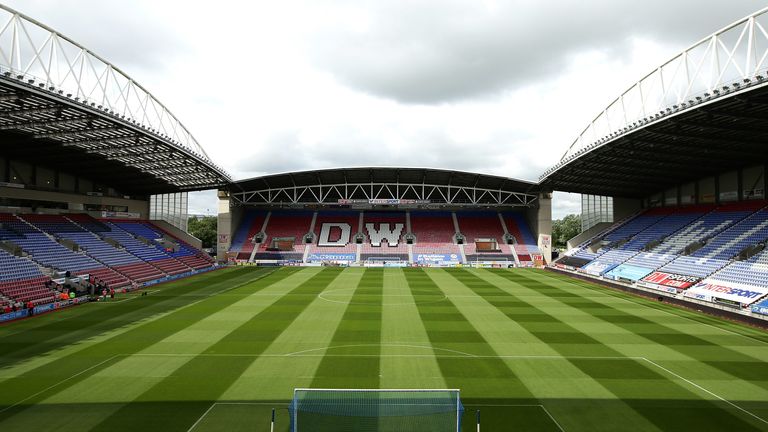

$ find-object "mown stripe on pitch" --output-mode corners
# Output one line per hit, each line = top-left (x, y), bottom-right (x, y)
(0, 267), (296, 422)
(0, 267), (252, 368)
(506, 270), (768, 390)
(530, 269), (768, 343)
(455, 268), (763, 432)
(89, 267), (344, 432)
(403, 268), (537, 403)
(219, 268), (368, 400)
(377, 268), (447, 389)
(309, 268), (384, 389)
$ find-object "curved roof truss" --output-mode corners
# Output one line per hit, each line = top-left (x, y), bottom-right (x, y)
(542, 6), (768, 182)
(229, 167), (539, 208)
(0, 4), (230, 191)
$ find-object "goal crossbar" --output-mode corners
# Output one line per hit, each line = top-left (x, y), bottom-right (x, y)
(289, 388), (463, 432)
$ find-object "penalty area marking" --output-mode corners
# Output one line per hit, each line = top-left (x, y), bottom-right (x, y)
(464, 404), (564, 432)
(187, 402), (564, 432)
(131, 351), (768, 427)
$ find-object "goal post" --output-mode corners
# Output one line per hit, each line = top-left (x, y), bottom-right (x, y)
(289, 388), (463, 432)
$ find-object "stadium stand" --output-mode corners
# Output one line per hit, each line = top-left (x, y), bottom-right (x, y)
(0, 249), (55, 307)
(657, 256), (729, 279)
(502, 212), (542, 262)
(237, 210), (542, 265)
(458, 212), (515, 262)
(557, 201), (768, 312)
(649, 205), (754, 255)
(617, 207), (709, 251)
(309, 211), (359, 257)
(708, 259), (768, 289)
(689, 208), (768, 260)
(360, 212), (408, 261)
(112, 220), (213, 269)
(409, 211), (461, 262)
(0, 212), (216, 296)
(254, 210), (313, 261)
(229, 210), (267, 260)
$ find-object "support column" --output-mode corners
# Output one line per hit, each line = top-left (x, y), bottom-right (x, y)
(216, 190), (233, 263)
(528, 192), (552, 264)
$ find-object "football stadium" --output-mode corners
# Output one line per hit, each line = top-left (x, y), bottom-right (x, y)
(1, 3), (768, 431)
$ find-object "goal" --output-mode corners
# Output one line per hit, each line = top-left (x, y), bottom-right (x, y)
(288, 388), (463, 432)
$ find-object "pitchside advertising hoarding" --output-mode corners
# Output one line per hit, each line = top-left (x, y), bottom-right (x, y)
(580, 261), (617, 276)
(752, 301), (768, 316)
(683, 279), (768, 305)
(308, 253), (356, 262)
(638, 271), (701, 291)
(604, 264), (654, 282)
(415, 253), (460, 263)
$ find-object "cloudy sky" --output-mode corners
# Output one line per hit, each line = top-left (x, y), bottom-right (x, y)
(4, 0), (764, 217)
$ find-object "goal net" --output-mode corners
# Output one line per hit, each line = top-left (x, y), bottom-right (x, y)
(288, 388), (463, 432)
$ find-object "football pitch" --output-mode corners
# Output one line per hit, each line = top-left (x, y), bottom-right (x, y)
(1, 267), (767, 431)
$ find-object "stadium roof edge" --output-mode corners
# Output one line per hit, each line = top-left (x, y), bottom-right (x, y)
(229, 166), (540, 191)
(540, 5), (768, 198)
(226, 167), (543, 208)
(0, 4), (231, 193)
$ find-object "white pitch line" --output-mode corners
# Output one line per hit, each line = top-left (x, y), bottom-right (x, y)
(186, 402), (217, 432)
(283, 343), (478, 358)
(128, 352), (640, 361)
(465, 403), (565, 432)
(191, 402), (565, 431)
(0, 355), (119, 414)
(642, 357), (768, 426)
(540, 405), (566, 432)
(0, 270), (276, 406)
(546, 272), (768, 346)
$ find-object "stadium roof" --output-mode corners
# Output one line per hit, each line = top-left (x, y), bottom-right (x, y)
(229, 167), (541, 207)
(541, 6), (768, 198)
(541, 83), (768, 198)
(0, 5), (230, 196)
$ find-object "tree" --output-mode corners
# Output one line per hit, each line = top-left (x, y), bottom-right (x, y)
(188, 216), (217, 249)
(552, 214), (581, 249)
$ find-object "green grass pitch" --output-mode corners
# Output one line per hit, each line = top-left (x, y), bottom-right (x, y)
(1, 267), (767, 431)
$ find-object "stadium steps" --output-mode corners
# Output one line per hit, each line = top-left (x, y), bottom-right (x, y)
(410, 211), (462, 262)
(456, 212), (508, 257)
(147, 221), (215, 264)
(563, 208), (646, 260)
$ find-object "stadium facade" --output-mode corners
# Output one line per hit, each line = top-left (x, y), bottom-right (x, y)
(1, 3), (768, 322)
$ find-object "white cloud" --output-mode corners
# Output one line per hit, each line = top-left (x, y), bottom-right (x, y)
(2, 0), (762, 219)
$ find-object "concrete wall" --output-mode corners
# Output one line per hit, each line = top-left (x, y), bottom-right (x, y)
(151, 219), (202, 250)
(0, 186), (149, 216)
(216, 190), (233, 262)
(567, 222), (612, 250)
(527, 192), (552, 264)
(613, 197), (642, 222)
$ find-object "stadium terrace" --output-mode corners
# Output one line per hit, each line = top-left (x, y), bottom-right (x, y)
(1, 3), (768, 432)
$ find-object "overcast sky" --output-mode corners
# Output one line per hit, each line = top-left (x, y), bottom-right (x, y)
(4, 0), (764, 218)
